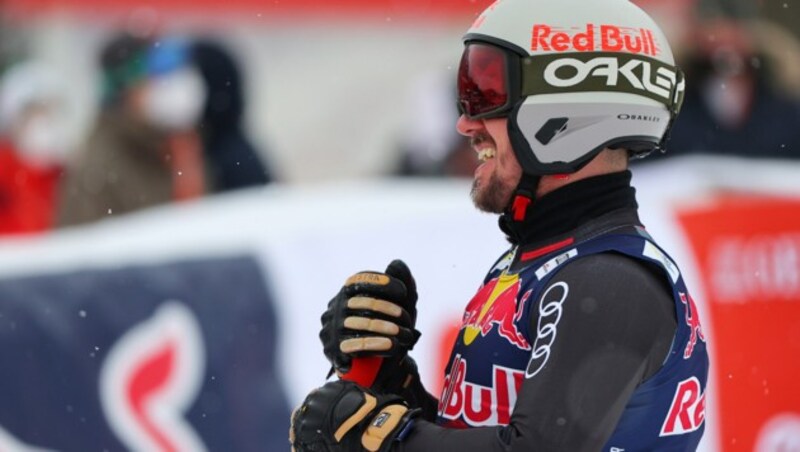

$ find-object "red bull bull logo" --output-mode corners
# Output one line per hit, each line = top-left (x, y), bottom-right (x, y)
(462, 272), (532, 351)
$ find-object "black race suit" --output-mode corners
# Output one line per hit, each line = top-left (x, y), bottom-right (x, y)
(398, 171), (709, 452)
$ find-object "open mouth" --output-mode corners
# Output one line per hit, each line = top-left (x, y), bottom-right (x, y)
(477, 147), (496, 162)
(472, 134), (496, 163)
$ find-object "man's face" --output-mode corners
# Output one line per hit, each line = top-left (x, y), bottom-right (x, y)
(456, 115), (523, 214)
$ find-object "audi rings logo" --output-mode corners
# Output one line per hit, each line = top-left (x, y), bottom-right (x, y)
(525, 282), (569, 379)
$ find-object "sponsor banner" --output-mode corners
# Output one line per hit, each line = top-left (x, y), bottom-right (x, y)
(0, 256), (290, 451)
(0, 160), (797, 451)
(677, 195), (800, 451)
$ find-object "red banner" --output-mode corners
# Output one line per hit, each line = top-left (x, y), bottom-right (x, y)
(2, 0), (494, 20)
(678, 195), (800, 451)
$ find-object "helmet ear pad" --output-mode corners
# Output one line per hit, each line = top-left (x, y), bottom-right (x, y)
(507, 95), (671, 175)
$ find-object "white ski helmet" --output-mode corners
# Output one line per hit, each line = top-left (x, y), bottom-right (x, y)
(457, 0), (685, 175)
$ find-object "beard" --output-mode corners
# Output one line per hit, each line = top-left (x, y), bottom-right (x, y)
(470, 169), (516, 214)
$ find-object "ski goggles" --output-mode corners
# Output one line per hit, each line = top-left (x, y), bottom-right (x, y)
(457, 40), (685, 120)
(457, 42), (521, 120)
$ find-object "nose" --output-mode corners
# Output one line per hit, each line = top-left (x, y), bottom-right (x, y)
(456, 114), (484, 137)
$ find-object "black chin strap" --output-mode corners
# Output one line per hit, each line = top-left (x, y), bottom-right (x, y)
(499, 173), (541, 244)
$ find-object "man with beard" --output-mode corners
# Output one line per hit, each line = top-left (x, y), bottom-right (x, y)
(291, 0), (709, 450)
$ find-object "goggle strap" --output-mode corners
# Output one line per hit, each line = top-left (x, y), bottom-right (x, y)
(520, 52), (682, 112)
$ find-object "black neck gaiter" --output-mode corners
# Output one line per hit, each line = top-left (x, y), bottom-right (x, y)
(499, 170), (638, 245)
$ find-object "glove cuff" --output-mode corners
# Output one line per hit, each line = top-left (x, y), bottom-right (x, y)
(362, 406), (420, 452)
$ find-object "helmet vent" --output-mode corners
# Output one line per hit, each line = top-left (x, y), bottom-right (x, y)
(535, 117), (569, 145)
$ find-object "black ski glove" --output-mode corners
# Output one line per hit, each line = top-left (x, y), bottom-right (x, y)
(320, 259), (421, 377)
(290, 380), (419, 452)
(320, 260), (438, 419)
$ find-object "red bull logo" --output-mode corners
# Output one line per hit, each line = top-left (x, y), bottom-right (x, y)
(461, 272), (532, 351)
(660, 376), (706, 436)
(438, 354), (524, 427)
(531, 24), (661, 56)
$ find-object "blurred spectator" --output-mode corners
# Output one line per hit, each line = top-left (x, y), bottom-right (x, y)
(0, 61), (67, 234)
(661, 12), (800, 159)
(190, 38), (274, 191)
(393, 71), (476, 178)
(57, 33), (208, 227)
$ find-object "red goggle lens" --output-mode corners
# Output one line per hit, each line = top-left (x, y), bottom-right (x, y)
(457, 43), (509, 118)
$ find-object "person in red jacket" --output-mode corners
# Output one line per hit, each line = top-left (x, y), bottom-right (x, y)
(0, 61), (68, 234)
